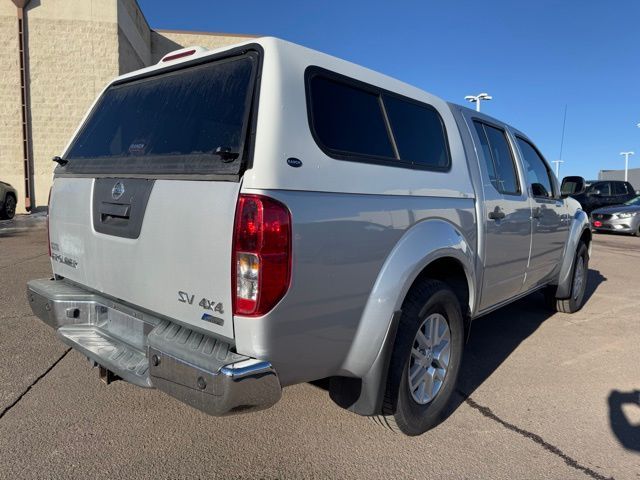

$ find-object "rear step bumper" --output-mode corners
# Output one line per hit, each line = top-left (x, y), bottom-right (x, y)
(26, 278), (282, 416)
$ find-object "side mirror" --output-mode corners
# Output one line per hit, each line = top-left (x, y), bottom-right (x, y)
(561, 176), (586, 197)
(531, 183), (550, 198)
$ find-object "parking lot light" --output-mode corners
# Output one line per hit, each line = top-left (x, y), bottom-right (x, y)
(552, 160), (564, 177)
(620, 151), (635, 182)
(464, 92), (492, 112)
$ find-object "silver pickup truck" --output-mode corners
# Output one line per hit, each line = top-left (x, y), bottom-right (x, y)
(27, 37), (591, 436)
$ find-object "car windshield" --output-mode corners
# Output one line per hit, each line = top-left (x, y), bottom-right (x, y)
(623, 195), (640, 206)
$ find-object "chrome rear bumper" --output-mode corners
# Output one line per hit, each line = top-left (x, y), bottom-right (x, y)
(27, 278), (281, 416)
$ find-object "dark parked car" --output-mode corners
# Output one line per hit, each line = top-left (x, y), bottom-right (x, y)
(0, 181), (17, 220)
(561, 178), (636, 216)
(591, 196), (640, 236)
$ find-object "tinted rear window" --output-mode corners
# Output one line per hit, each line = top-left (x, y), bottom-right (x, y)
(307, 69), (450, 170)
(383, 95), (449, 169)
(308, 75), (395, 158)
(63, 54), (257, 176)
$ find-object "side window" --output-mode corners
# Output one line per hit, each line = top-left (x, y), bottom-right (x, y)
(516, 137), (555, 199)
(613, 182), (627, 196)
(306, 69), (451, 170)
(382, 95), (450, 169)
(473, 121), (520, 195)
(593, 182), (611, 196)
(308, 75), (395, 158)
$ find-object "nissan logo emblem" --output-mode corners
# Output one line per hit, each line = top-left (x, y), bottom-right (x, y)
(111, 181), (125, 200)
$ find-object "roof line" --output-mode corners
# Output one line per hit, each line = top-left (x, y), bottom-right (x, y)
(153, 28), (259, 39)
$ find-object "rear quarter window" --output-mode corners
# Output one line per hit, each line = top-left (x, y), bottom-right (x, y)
(383, 95), (449, 169)
(307, 75), (395, 159)
(306, 67), (450, 171)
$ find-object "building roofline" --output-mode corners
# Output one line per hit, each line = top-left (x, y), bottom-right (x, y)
(153, 28), (259, 39)
(599, 167), (640, 173)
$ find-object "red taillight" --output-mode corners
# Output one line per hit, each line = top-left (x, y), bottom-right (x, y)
(46, 187), (52, 257)
(233, 194), (291, 316)
(593, 220), (602, 228)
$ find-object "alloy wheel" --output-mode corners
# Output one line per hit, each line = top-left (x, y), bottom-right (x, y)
(407, 313), (451, 405)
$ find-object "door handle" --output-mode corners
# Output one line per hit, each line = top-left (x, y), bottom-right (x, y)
(488, 207), (506, 221)
(99, 202), (131, 223)
(532, 207), (542, 219)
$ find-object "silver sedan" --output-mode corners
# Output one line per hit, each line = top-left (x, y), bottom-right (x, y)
(591, 196), (640, 236)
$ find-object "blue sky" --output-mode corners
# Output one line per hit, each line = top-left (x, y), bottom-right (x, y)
(139, 0), (640, 181)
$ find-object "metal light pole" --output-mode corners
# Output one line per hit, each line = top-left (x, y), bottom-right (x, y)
(464, 93), (492, 112)
(620, 151), (635, 182)
(551, 160), (564, 177)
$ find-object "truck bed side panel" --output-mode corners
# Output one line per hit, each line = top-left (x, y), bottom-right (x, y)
(234, 190), (476, 386)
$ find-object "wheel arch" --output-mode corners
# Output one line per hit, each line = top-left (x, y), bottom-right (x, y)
(331, 218), (476, 416)
(4, 190), (17, 204)
(556, 210), (591, 299)
(410, 256), (472, 339)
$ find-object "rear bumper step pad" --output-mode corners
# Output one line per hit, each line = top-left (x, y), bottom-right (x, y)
(27, 278), (281, 415)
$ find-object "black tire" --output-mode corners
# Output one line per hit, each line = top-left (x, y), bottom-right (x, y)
(0, 195), (16, 220)
(634, 224), (640, 237)
(375, 279), (464, 436)
(554, 242), (589, 313)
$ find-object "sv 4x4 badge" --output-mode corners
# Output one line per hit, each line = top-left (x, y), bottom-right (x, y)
(177, 291), (224, 314)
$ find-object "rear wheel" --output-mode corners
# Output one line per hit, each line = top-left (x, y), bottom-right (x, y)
(0, 195), (16, 220)
(634, 223), (640, 237)
(375, 279), (464, 436)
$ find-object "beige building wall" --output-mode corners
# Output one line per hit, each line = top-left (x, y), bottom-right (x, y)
(0, 0), (251, 214)
(26, 0), (121, 213)
(0, 4), (23, 212)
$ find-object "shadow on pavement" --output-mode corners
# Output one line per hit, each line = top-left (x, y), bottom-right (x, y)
(608, 390), (640, 452)
(316, 268), (607, 424)
(583, 269), (606, 304)
(446, 268), (607, 420)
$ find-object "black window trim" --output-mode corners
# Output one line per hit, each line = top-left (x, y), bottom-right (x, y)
(304, 66), (452, 172)
(471, 118), (522, 197)
(55, 43), (265, 182)
(514, 134), (559, 200)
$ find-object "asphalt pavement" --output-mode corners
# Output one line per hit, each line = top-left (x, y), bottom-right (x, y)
(0, 216), (638, 479)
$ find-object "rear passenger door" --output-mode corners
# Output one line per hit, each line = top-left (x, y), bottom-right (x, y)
(471, 120), (531, 310)
(515, 136), (569, 289)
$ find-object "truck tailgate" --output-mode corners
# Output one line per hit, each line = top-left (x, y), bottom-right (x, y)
(49, 177), (239, 339)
